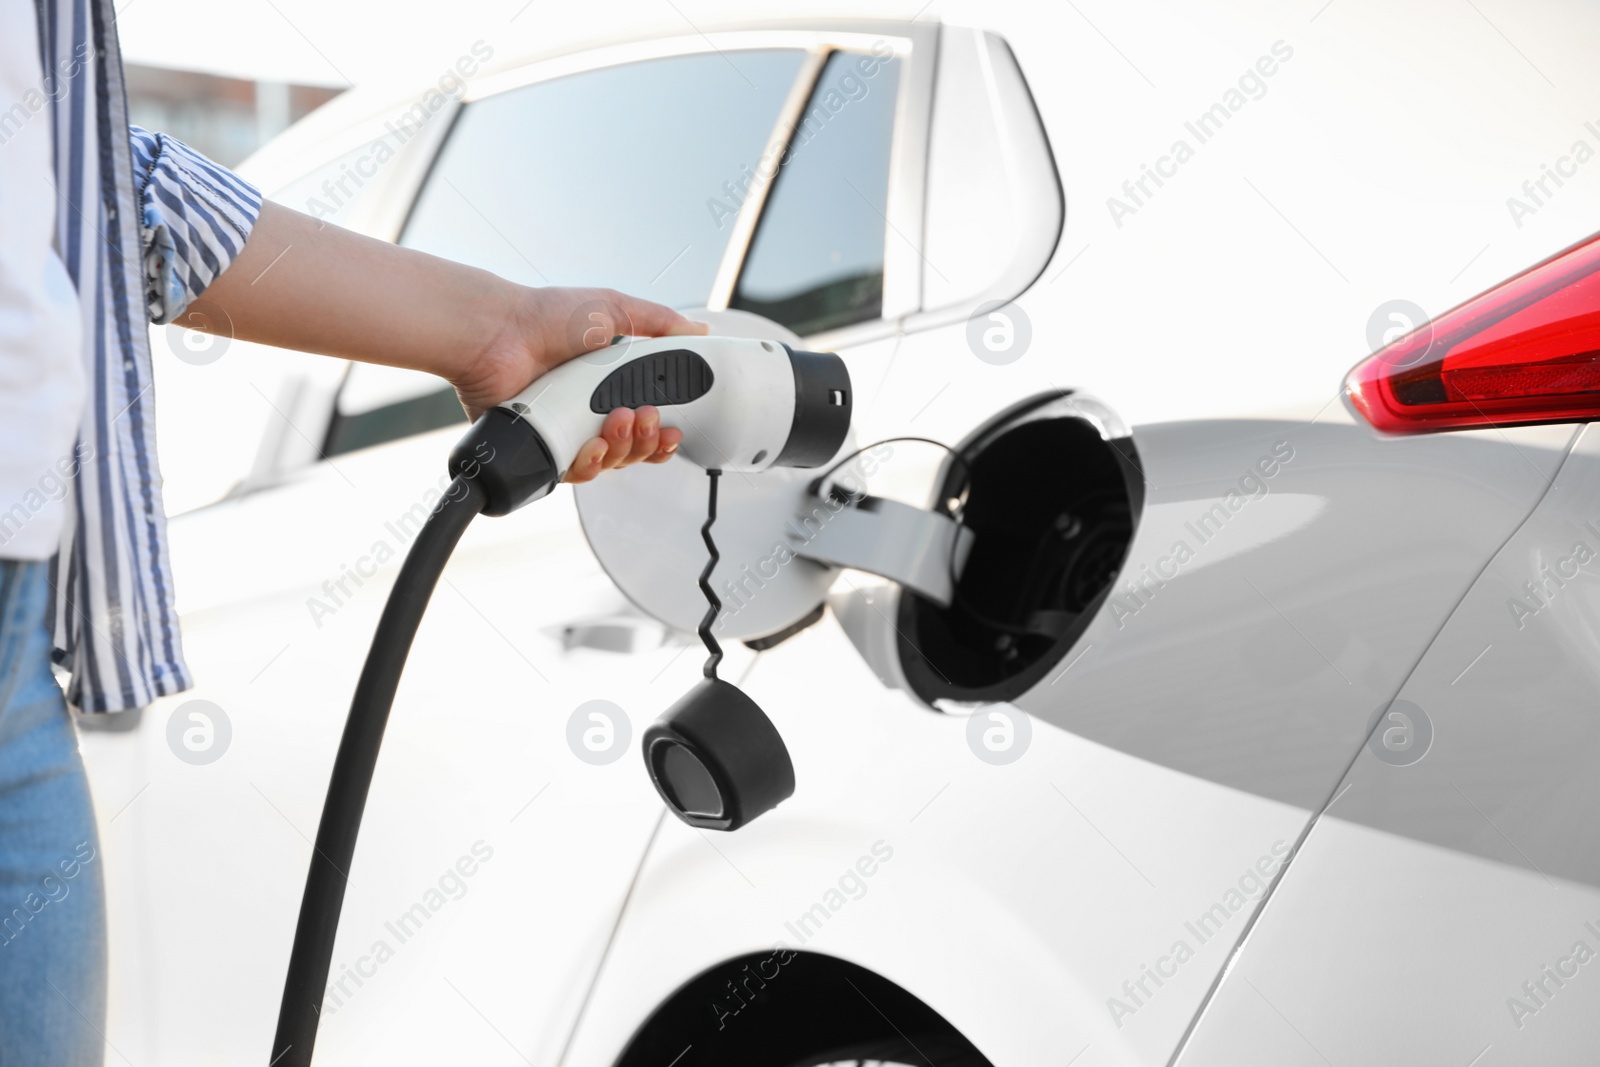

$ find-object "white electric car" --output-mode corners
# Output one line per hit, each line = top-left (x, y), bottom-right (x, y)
(81, 2), (1600, 1064)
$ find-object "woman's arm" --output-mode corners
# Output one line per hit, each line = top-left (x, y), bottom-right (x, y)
(194, 200), (706, 481)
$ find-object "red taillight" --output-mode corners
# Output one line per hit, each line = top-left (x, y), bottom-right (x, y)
(1346, 233), (1600, 433)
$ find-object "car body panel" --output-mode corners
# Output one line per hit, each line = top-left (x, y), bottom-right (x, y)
(1172, 422), (1600, 1065)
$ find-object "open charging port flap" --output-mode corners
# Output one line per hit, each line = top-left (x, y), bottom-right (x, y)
(838, 392), (1143, 706)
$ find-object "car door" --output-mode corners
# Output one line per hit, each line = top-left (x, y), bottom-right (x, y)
(77, 34), (842, 1067)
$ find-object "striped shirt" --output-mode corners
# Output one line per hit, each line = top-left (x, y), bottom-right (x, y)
(30, 0), (261, 712)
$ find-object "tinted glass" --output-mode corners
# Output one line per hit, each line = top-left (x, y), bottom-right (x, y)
(401, 49), (805, 308)
(732, 51), (901, 336)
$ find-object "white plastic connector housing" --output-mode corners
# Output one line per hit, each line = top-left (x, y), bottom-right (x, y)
(499, 335), (802, 478)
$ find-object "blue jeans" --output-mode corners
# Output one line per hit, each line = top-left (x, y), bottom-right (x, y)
(0, 560), (106, 1066)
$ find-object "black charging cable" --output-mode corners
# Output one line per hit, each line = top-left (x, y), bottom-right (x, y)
(270, 402), (561, 1066)
(269, 475), (488, 1067)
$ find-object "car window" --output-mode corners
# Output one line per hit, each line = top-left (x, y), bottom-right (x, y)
(401, 49), (806, 305)
(321, 49), (805, 457)
(732, 50), (902, 337)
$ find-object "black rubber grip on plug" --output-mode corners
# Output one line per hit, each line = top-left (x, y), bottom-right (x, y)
(449, 407), (558, 517)
(589, 349), (714, 413)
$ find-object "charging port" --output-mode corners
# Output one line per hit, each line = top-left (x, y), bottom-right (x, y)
(896, 393), (1144, 704)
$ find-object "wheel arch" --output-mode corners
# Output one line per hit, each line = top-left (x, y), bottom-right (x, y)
(613, 949), (991, 1066)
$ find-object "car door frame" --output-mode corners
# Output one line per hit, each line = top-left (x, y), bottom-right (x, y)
(237, 18), (938, 493)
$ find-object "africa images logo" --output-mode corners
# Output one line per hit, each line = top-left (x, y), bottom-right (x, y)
(1109, 441), (1295, 629)
(1107, 841), (1291, 1028)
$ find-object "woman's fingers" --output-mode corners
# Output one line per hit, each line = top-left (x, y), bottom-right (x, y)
(562, 409), (682, 483)
(565, 436), (610, 484)
(625, 406), (661, 466)
(646, 427), (682, 463)
(599, 408), (636, 471)
(600, 289), (708, 341)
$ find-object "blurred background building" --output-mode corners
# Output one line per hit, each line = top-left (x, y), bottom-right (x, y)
(114, 0), (758, 167)
(124, 63), (343, 166)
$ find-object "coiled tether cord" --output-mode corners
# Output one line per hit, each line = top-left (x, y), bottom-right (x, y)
(698, 469), (723, 679)
(271, 476), (487, 1067)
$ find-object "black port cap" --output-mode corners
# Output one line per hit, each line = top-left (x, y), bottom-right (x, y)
(642, 677), (795, 831)
(774, 346), (851, 468)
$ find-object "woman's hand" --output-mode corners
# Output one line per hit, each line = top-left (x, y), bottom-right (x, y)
(562, 404), (678, 484)
(451, 285), (708, 483)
